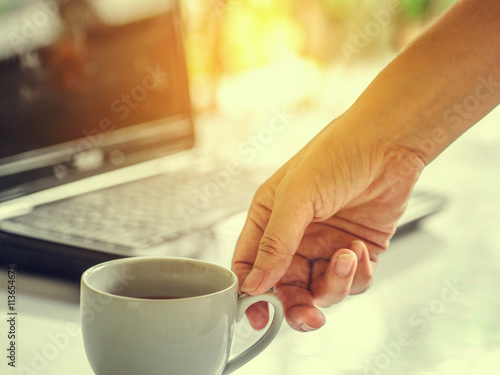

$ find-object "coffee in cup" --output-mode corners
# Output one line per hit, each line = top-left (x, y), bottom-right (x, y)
(80, 256), (283, 375)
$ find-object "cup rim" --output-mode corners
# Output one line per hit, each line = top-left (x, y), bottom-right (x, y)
(81, 256), (238, 302)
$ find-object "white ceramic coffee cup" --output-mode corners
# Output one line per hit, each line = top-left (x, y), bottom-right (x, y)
(80, 256), (283, 375)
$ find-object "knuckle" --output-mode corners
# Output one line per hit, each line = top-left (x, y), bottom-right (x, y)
(253, 181), (276, 204)
(377, 240), (390, 254)
(254, 184), (269, 200)
(259, 233), (291, 260)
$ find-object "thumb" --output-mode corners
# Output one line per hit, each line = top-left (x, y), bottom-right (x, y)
(240, 190), (312, 295)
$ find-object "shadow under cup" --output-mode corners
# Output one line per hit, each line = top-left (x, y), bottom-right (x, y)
(80, 257), (282, 375)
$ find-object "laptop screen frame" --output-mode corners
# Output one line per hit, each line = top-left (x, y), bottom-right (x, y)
(0, 0), (195, 204)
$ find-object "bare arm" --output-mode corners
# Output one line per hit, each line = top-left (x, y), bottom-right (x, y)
(351, 0), (500, 164)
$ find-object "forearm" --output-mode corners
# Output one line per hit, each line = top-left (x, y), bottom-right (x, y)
(348, 0), (500, 164)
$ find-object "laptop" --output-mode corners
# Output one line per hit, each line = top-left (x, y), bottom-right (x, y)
(0, 0), (447, 277)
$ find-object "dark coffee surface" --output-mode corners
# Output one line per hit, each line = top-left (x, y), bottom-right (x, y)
(136, 295), (183, 299)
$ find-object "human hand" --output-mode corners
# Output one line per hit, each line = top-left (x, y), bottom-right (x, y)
(231, 112), (425, 331)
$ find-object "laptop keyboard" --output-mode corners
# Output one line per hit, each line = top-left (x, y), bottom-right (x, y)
(7, 167), (260, 251)
(4, 164), (447, 254)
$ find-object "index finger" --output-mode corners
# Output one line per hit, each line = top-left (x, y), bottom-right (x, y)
(238, 179), (314, 295)
(231, 204), (269, 289)
(231, 167), (285, 288)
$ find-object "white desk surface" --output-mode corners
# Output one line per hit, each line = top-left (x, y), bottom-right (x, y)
(2, 66), (500, 375)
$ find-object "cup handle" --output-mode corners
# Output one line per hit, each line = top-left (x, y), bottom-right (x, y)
(222, 292), (284, 375)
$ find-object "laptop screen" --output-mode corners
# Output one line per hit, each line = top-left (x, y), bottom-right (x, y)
(0, 0), (194, 202)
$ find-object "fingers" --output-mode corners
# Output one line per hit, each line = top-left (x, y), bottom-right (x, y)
(350, 240), (375, 295)
(276, 284), (326, 332)
(310, 249), (358, 307)
(247, 251), (324, 331)
(244, 301), (270, 330)
(244, 239), (376, 333)
(274, 254), (325, 331)
(232, 210), (267, 290)
(246, 283), (326, 332)
(274, 256), (326, 331)
(239, 185), (313, 295)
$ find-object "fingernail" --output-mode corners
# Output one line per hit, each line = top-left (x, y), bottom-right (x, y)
(300, 323), (321, 332)
(335, 254), (355, 278)
(241, 269), (265, 293)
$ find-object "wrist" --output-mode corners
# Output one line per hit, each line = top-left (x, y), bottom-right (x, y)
(341, 0), (500, 165)
(342, 103), (435, 167)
